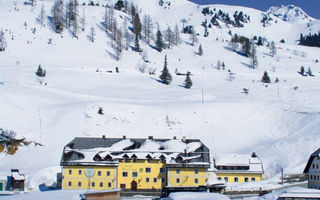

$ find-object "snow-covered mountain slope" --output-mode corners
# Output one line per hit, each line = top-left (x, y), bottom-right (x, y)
(267, 5), (314, 23)
(0, 0), (319, 191)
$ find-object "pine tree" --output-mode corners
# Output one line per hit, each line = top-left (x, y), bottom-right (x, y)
(114, 0), (124, 10)
(257, 36), (263, 46)
(52, 0), (64, 33)
(36, 65), (46, 77)
(262, 71), (271, 83)
(142, 14), (154, 45)
(184, 71), (193, 89)
(270, 41), (276, 57)
(134, 35), (141, 52)
(156, 29), (163, 52)
(38, 4), (46, 27)
(300, 66), (305, 75)
(123, 18), (130, 50)
(165, 26), (174, 48)
(217, 60), (221, 70)
(90, 26), (95, 42)
(198, 44), (203, 56)
(80, 7), (86, 31)
(190, 26), (198, 46)
(0, 29), (7, 51)
(133, 13), (141, 39)
(159, 55), (172, 85)
(307, 67), (313, 76)
(251, 42), (258, 69)
(221, 62), (225, 70)
(243, 39), (251, 57)
(174, 24), (181, 46)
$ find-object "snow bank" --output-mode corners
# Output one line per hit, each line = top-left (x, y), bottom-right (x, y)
(168, 192), (230, 200)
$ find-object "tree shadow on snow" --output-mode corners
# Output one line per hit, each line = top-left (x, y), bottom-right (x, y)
(150, 77), (164, 84)
(106, 49), (117, 60)
(224, 46), (246, 57)
(241, 62), (254, 69)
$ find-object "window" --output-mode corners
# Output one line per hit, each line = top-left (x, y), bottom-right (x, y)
(68, 170), (72, 175)
(91, 182), (95, 187)
(106, 171), (110, 176)
(313, 164), (315, 169)
(122, 172), (128, 177)
(146, 177), (150, 183)
(68, 181), (72, 187)
(234, 177), (239, 182)
(100, 182), (103, 187)
(195, 169), (199, 174)
(176, 169), (180, 174)
(217, 177), (222, 181)
(176, 178), (180, 183)
(161, 178), (165, 183)
(108, 182), (112, 187)
(78, 182), (82, 187)
(317, 164), (319, 169)
(154, 178), (157, 183)
(97, 171), (101, 176)
(132, 157), (136, 163)
(78, 170), (82, 175)
(251, 178), (256, 182)
(245, 177), (249, 182)
(132, 172), (138, 177)
(311, 175), (313, 180)
(160, 168), (165, 173)
(146, 168), (151, 173)
(195, 178), (198, 184)
(224, 177), (228, 182)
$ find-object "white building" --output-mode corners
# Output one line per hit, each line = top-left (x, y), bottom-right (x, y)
(304, 148), (320, 189)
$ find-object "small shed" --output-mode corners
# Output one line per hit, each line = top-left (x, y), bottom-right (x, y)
(10, 169), (25, 191)
(84, 189), (120, 200)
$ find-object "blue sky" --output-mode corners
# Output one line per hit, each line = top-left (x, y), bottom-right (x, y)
(189, 0), (320, 19)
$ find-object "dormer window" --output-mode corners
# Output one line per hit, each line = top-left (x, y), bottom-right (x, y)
(146, 154), (152, 163)
(105, 154), (113, 161)
(175, 156), (183, 163)
(131, 154), (137, 163)
(160, 155), (166, 163)
(123, 154), (130, 162)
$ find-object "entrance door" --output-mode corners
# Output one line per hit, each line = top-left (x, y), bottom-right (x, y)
(0, 183), (2, 191)
(131, 180), (137, 191)
(120, 184), (126, 190)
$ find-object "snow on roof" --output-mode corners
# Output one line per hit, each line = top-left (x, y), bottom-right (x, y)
(186, 142), (202, 153)
(214, 154), (263, 173)
(215, 154), (251, 166)
(168, 192), (230, 200)
(11, 171), (25, 180)
(62, 137), (210, 165)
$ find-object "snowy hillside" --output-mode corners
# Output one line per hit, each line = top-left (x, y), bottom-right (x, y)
(267, 5), (314, 23)
(0, 0), (320, 191)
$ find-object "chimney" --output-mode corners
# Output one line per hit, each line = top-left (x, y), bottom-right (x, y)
(102, 135), (106, 139)
(123, 135), (126, 139)
(148, 136), (153, 140)
(173, 136), (177, 139)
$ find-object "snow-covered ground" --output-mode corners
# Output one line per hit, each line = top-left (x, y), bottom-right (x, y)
(0, 0), (319, 194)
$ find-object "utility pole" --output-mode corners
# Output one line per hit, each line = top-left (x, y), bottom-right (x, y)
(202, 89), (204, 104)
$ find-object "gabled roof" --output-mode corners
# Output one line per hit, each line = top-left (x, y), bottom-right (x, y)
(303, 148), (320, 173)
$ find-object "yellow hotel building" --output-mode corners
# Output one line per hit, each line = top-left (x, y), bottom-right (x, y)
(60, 136), (210, 191)
(213, 153), (264, 183)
